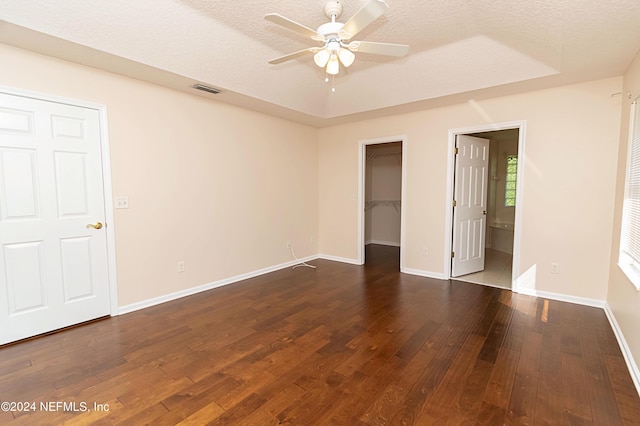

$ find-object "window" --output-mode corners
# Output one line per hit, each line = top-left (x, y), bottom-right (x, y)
(505, 155), (517, 207)
(620, 96), (640, 290)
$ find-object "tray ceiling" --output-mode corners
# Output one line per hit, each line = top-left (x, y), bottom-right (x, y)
(1, 0), (639, 127)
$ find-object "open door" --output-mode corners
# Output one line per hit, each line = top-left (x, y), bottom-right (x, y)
(451, 135), (489, 277)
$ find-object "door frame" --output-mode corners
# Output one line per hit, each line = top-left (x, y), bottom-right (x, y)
(444, 121), (526, 291)
(0, 85), (119, 315)
(357, 135), (407, 267)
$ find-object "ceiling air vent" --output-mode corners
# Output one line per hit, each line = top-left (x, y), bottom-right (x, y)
(191, 83), (221, 95)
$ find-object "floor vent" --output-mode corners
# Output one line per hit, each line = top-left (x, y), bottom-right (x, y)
(191, 84), (222, 95)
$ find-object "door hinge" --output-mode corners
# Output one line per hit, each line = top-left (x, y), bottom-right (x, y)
(454, 147), (459, 155)
(451, 251), (455, 258)
(453, 200), (457, 207)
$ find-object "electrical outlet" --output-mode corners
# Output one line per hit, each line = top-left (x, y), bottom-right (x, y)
(422, 247), (429, 256)
(286, 241), (292, 249)
(550, 262), (559, 274)
(177, 261), (185, 273)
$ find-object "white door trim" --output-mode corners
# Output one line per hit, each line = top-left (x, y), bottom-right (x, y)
(444, 121), (526, 292)
(357, 135), (407, 268)
(0, 85), (119, 315)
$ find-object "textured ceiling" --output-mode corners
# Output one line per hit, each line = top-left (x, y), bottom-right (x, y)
(1, 0), (640, 126)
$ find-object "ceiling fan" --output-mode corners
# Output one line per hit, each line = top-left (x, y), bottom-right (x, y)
(265, 0), (409, 76)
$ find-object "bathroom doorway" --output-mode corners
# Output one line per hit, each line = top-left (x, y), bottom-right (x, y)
(447, 123), (525, 290)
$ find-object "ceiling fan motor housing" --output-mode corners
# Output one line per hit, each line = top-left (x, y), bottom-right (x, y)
(317, 21), (344, 38)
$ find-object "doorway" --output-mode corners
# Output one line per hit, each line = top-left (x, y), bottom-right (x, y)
(358, 136), (406, 268)
(446, 123), (525, 290)
(0, 88), (117, 345)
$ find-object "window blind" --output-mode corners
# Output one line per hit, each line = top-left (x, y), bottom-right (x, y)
(620, 96), (640, 289)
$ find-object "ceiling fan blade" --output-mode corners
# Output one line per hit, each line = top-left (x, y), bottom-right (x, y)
(268, 48), (321, 65)
(340, 0), (389, 40)
(264, 13), (318, 39)
(348, 41), (409, 57)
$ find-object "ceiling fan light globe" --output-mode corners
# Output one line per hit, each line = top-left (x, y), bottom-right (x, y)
(338, 48), (355, 67)
(314, 49), (331, 67)
(326, 53), (340, 75)
(327, 40), (341, 52)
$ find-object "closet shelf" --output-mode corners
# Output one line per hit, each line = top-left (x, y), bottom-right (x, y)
(367, 152), (402, 164)
(365, 200), (401, 213)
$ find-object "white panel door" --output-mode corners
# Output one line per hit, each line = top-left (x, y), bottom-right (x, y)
(0, 92), (110, 345)
(451, 135), (489, 277)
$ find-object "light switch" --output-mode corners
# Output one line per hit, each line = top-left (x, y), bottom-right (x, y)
(115, 196), (129, 209)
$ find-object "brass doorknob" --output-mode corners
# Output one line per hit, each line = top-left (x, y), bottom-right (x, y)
(87, 222), (103, 230)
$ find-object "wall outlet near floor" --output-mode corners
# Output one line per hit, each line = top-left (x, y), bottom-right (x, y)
(286, 241), (292, 249)
(550, 262), (559, 274)
(422, 247), (429, 256)
(177, 261), (185, 273)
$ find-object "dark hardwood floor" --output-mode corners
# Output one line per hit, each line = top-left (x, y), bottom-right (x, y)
(1, 244), (640, 425)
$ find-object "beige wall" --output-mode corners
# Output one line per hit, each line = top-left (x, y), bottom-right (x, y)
(319, 77), (622, 300)
(608, 50), (640, 374)
(0, 44), (318, 306)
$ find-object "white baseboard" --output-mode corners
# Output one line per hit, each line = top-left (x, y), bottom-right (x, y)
(118, 254), (319, 315)
(401, 267), (448, 280)
(365, 240), (401, 247)
(604, 303), (640, 397)
(317, 253), (362, 265)
(515, 287), (605, 308)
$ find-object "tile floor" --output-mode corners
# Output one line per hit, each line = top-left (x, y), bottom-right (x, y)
(456, 248), (512, 289)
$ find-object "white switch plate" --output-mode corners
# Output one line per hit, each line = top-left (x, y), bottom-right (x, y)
(115, 196), (129, 209)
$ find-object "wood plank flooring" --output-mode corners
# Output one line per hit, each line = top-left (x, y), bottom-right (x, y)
(1, 244), (639, 425)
